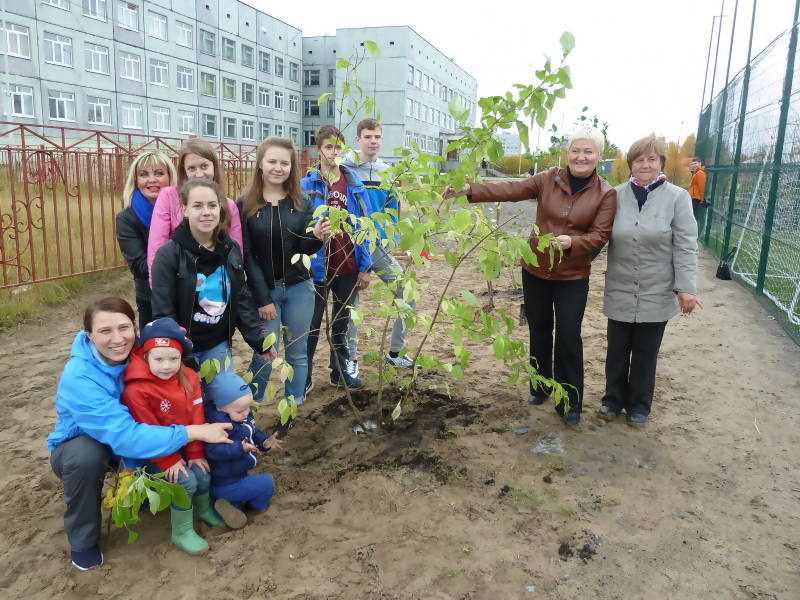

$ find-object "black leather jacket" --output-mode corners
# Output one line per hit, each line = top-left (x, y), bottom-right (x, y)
(150, 230), (266, 354)
(115, 206), (150, 304)
(238, 193), (323, 307)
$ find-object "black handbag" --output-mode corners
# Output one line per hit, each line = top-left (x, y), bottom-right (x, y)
(715, 247), (737, 280)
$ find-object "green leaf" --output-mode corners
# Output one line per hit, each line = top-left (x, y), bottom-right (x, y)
(391, 400), (402, 422)
(146, 487), (161, 515)
(317, 92), (330, 105)
(291, 253), (301, 264)
(224, 356), (231, 371)
(127, 530), (139, 544)
(335, 58), (349, 70)
(263, 332), (277, 351)
(492, 337), (505, 359)
(365, 40), (379, 57)
(460, 290), (478, 307)
(302, 254), (311, 270)
(242, 370), (253, 384)
(170, 484), (191, 510)
(278, 398), (290, 425)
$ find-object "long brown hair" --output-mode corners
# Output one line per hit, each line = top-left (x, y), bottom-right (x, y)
(83, 296), (136, 331)
(176, 138), (223, 189)
(179, 179), (231, 244)
(241, 137), (302, 219)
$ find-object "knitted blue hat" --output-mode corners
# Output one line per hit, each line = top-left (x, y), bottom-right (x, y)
(140, 317), (194, 356)
(205, 371), (251, 408)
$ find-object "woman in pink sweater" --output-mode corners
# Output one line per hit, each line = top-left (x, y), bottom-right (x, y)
(147, 138), (243, 277)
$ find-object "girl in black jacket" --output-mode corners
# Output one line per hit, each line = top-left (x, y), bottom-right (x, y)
(115, 151), (176, 329)
(151, 178), (276, 374)
(239, 137), (330, 408)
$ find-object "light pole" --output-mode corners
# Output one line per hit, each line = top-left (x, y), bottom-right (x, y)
(700, 3), (727, 112)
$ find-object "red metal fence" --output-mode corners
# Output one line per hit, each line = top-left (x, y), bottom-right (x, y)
(0, 122), (309, 290)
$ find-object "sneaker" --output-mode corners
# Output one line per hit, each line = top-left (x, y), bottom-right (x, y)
(626, 413), (648, 427)
(528, 394), (548, 405)
(71, 546), (103, 571)
(330, 370), (364, 390)
(304, 379), (314, 397)
(346, 359), (359, 378)
(563, 412), (581, 426)
(213, 499), (247, 529)
(598, 404), (621, 420)
(385, 353), (413, 369)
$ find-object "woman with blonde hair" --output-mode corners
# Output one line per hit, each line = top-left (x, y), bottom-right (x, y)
(239, 137), (329, 419)
(147, 138), (243, 276)
(116, 150), (177, 328)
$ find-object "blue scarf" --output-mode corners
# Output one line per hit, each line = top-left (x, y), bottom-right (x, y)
(131, 189), (155, 228)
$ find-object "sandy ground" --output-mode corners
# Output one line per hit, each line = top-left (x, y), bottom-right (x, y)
(1, 206), (800, 599)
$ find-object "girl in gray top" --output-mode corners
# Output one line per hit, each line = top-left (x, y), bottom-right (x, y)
(599, 135), (703, 426)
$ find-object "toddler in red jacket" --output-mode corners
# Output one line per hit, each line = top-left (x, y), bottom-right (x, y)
(121, 317), (225, 555)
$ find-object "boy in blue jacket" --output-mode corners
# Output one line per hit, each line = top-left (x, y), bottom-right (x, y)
(204, 371), (281, 529)
(302, 124), (372, 391)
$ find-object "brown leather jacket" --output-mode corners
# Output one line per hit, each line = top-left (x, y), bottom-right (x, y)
(469, 167), (616, 280)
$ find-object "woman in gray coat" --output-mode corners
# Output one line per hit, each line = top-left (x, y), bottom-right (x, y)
(599, 135), (703, 426)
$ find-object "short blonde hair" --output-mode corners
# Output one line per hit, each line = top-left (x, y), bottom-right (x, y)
(567, 127), (604, 154)
(123, 151), (176, 204)
(626, 134), (667, 170)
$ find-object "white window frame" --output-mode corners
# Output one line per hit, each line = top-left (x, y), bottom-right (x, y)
(84, 42), (109, 74)
(121, 101), (143, 129)
(176, 65), (194, 91)
(328, 69), (335, 86)
(87, 95), (111, 125)
(42, 0), (70, 8)
(117, 1), (138, 30)
(303, 69), (319, 86)
(149, 58), (168, 86)
(201, 72), (216, 97)
(202, 113), (216, 137)
(199, 30), (215, 55)
(48, 90), (75, 121)
(414, 68), (421, 88)
(259, 122), (270, 139)
(258, 50), (270, 73)
(242, 82), (254, 105)
(151, 106), (170, 132)
(3, 23), (31, 59)
(11, 85), (34, 118)
(304, 130), (315, 147)
(221, 37), (235, 62)
(289, 127), (298, 145)
(175, 21), (193, 48)
(406, 98), (412, 117)
(147, 11), (167, 40)
(407, 65), (414, 85)
(82, 0), (107, 21)
(44, 32), (72, 67)
(289, 61), (299, 82)
(327, 99), (335, 118)
(223, 116), (236, 139)
(274, 56), (283, 77)
(288, 94), (298, 114)
(222, 77), (235, 101)
(274, 124), (283, 137)
(119, 51), (140, 80)
(274, 90), (283, 110)
(303, 99), (319, 117)
(241, 44), (254, 67)
(258, 87), (270, 107)
(178, 110), (195, 134)
(242, 120), (254, 140)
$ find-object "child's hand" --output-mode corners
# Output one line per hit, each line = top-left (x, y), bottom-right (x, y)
(242, 441), (259, 454)
(164, 460), (189, 483)
(262, 435), (284, 452)
(187, 458), (210, 474)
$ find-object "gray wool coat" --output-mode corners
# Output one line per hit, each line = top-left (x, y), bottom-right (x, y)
(603, 181), (698, 323)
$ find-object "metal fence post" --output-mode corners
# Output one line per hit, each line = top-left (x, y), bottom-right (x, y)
(722, 0), (758, 257)
(755, 0), (800, 295)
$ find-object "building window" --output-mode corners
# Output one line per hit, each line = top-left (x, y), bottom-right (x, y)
(407, 64), (414, 84)
(176, 66), (194, 91)
(413, 100), (420, 120)
(303, 130), (315, 147)
(223, 117), (236, 138)
(178, 110), (195, 134)
(119, 51), (140, 80)
(258, 87), (270, 107)
(242, 120), (254, 140)
(83, 42), (109, 74)
(405, 131), (411, 148)
(87, 95), (111, 125)
(274, 124), (283, 137)
(406, 98), (412, 117)
(48, 90), (75, 121)
(274, 90), (283, 110)
(82, 0), (107, 21)
(121, 101), (143, 129)
(221, 37), (235, 61)
(327, 99), (335, 118)
(201, 72), (216, 96)
(274, 56), (283, 77)
(149, 58), (168, 86)
(288, 95), (298, 113)
(259, 122), (270, 139)
(3, 23), (32, 59)
(303, 99), (319, 117)
(44, 32), (72, 66)
(199, 29), (215, 55)
(42, 0), (70, 8)
(258, 50), (270, 73)
(11, 85), (34, 117)
(289, 61), (299, 82)
(151, 107), (169, 132)
(222, 77), (235, 101)
(147, 11), (167, 40)
(117, 1), (138, 30)
(328, 69), (335, 86)
(414, 68), (421, 88)
(176, 21), (193, 48)
(303, 69), (319, 86)
(242, 82), (254, 105)
(202, 114), (216, 137)
(289, 127), (298, 145)
(241, 44), (254, 67)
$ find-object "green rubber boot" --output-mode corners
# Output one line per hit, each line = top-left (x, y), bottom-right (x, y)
(193, 493), (226, 527)
(170, 507), (209, 555)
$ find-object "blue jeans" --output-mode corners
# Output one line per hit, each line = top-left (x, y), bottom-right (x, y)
(248, 279), (314, 405)
(147, 462), (211, 510)
(212, 473), (275, 511)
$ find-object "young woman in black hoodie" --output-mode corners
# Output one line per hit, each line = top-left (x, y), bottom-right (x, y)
(150, 178), (275, 374)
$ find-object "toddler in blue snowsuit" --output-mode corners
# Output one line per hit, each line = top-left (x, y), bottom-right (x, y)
(204, 371), (282, 528)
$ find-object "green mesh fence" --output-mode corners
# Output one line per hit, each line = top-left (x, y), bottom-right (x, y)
(696, 26), (800, 344)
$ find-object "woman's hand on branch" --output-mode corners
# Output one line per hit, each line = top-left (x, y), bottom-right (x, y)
(313, 217), (331, 241)
(258, 304), (277, 320)
(442, 184), (471, 200)
(555, 235), (572, 249)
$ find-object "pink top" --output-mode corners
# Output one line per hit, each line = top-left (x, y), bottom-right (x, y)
(147, 185), (243, 279)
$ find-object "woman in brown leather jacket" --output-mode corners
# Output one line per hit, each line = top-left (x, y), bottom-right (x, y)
(445, 128), (616, 425)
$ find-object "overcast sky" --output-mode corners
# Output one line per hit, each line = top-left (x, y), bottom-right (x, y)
(247, 0), (793, 151)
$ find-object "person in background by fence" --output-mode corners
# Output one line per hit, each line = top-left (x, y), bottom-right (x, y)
(147, 139), (243, 278)
(689, 157), (707, 211)
(600, 135), (702, 427)
(115, 151), (176, 329)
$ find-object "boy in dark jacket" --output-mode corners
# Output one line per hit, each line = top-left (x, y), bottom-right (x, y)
(204, 371), (281, 528)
